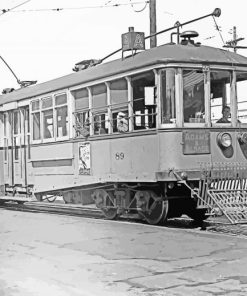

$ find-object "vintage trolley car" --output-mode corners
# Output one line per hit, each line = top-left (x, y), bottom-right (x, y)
(1, 12), (247, 224)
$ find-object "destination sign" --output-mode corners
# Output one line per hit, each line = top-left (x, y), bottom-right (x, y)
(121, 31), (145, 51)
(182, 130), (210, 155)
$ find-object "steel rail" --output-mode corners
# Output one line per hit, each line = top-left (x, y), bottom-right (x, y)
(1, 200), (247, 238)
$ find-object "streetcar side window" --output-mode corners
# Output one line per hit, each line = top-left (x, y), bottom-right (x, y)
(110, 78), (129, 133)
(160, 68), (176, 124)
(31, 100), (41, 141)
(31, 92), (69, 142)
(42, 96), (54, 139)
(183, 69), (205, 123)
(210, 71), (231, 124)
(92, 83), (108, 135)
(73, 88), (90, 137)
(13, 111), (20, 160)
(236, 72), (247, 124)
(3, 113), (8, 162)
(55, 93), (68, 138)
(132, 71), (156, 130)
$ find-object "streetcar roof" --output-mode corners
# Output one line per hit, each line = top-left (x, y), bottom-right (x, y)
(1, 43), (247, 105)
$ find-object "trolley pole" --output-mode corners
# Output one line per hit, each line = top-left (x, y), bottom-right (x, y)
(149, 0), (157, 48)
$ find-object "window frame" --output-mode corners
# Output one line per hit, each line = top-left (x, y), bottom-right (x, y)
(3, 112), (9, 163)
(235, 70), (247, 126)
(181, 67), (207, 128)
(30, 91), (70, 144)
(159, 68), (177, 128)
(31, 99), (41, 144)
(70, 65), (166, 136)
(54, 93), (69, 140)
(91, 83), (108, 136)
(160, 65), (243, 128)
(41, 96), (54, 143)
(210, 69), (233, 127)
(72, 87), (90, 138)
(108, 78), (129, 134)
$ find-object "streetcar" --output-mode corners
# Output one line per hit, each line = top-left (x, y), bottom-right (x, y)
(0, 8), (247, 225)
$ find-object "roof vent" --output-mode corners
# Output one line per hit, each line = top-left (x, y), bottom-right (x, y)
(180, 31), (199, 45)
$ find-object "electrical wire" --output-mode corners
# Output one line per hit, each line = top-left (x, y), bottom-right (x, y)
(0, 0), (31, 16)
(0, 1), (149, 13)
(129, 0), (148, 13)
(104, 0), (113, 5)
(212, 16), (225, 45)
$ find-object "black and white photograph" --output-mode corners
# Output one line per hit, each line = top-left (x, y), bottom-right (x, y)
(0, 0), (247, 295)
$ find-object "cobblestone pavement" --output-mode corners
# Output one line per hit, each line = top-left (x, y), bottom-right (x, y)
(1, 208), (247, 296)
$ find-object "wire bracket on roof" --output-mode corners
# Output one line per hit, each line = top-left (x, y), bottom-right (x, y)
(73, 59), (102, 72)
(18, 80), (37, 88)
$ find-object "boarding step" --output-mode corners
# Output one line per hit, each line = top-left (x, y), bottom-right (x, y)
(0, 195), (35, 203)
(5, 184), (33, 196)
(207, 189), (247, 224)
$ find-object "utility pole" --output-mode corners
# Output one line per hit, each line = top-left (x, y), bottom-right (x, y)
(223, 26), (247, 52)
(233, 26), (237, 53)
(149, 0), (157, 48)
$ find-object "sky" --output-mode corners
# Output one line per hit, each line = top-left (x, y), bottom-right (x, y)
(0, 0), (246, 92)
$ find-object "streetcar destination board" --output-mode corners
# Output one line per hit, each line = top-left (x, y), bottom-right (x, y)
(182, 130), (210, 154)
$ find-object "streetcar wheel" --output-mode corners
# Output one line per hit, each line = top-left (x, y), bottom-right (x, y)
(135, 191), (168, 225)
(158, 200), (169, 225)
(101, 208), (118, 220)
(47, 196), (57, 203)
(92, 189), (118, 220)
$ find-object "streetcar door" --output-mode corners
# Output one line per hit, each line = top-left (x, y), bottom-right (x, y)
(3, 112), (11, 187)
(4, 108), (30, 193)
(12, 110), (23, 187)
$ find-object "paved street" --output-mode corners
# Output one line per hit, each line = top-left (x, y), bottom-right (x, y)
(0, 208), (247, 296)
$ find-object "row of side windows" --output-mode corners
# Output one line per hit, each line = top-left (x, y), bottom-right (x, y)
(73, 71), (156, 137)
(29, 68), (247, 142)
(30, 70), (157, 141)
(31, 93), (68, 141)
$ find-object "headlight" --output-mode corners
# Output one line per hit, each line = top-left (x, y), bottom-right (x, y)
(217, 132), (232, 148)
(180, 171), (188, 180)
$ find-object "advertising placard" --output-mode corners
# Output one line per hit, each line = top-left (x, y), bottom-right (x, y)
(79, 142), (91, 175)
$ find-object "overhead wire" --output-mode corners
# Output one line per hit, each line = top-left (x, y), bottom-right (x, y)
(0, 0), (31, 16)
(104, 0), (113, 5)
(0, 1), (149, 13)
(129, 0), (148, 13)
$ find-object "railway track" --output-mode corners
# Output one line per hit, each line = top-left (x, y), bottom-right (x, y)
(0, 201), (104, 219)
(1, 200), (247, 238)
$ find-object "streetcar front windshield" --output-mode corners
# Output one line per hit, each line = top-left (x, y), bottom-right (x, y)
(236, 71), (247, 124)
(183, 69), (205, 123)
(160, 68), (176, 124)
(210, 71), (231, 124)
